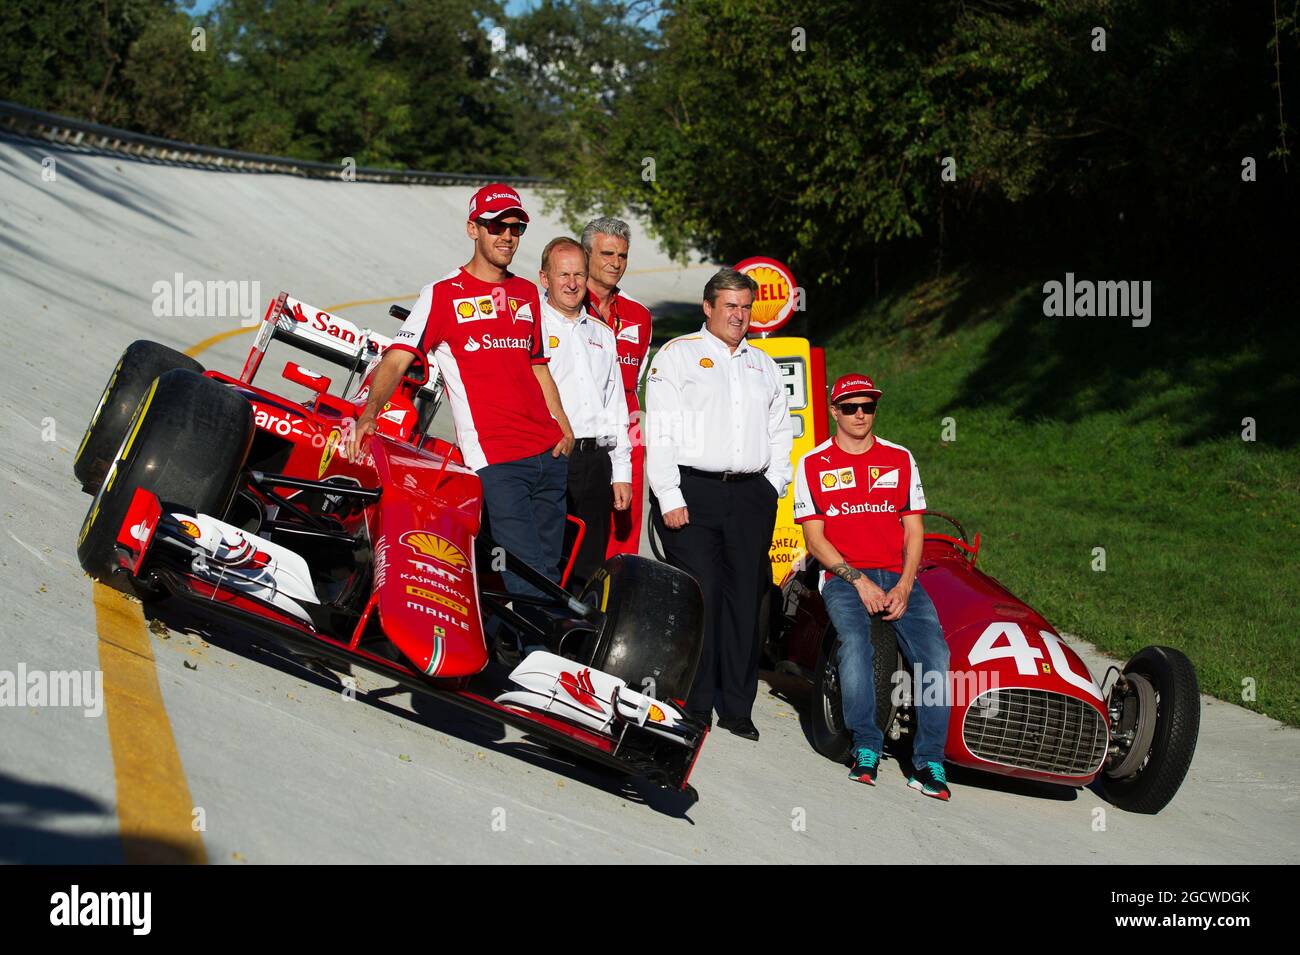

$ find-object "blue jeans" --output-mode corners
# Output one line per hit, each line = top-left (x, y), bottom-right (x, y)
(822, 571), (950, 768)
(477, 451), (569, 630)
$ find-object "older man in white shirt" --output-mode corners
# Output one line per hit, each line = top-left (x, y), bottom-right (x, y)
(539, 237), (632, 590)
(645, 267), (793, 739)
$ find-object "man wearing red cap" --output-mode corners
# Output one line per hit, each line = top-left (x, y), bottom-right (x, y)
(351, 184), (574, 645)
(792, 374), (952, 800)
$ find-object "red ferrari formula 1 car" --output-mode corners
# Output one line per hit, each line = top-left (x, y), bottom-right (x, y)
(73, 293), (708, 792)
(765, 512), (1200, 813)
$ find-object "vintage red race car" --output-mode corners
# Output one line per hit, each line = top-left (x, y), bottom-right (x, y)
(73, 293), (708, 793)
(765, 512), (1200, 813)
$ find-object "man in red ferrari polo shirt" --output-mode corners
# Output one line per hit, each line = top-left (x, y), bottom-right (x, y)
(581, 216), (652, 557)
(792, 374), (952, 800)
(351, 184), (574, 641)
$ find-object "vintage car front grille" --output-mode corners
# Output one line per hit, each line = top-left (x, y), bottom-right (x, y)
(962, 688), (1108, 777)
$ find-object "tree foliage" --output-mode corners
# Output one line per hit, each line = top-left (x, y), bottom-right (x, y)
(551, 0), (1300, 288)
(2, 0), (1294, 290)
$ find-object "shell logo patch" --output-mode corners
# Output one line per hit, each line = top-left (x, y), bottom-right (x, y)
(820, 468), (856, 490)
(455, 300), (477, 321)
(699, 357), (714, 369)
(548, 335), (560, 349)
(868, 467), (900, 491)
(179, 519), (201, 539)
(400, 531), (469, 571)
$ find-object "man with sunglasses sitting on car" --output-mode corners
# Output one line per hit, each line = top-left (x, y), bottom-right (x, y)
(791, 374), (952, 800)
(350, 184), (574, 652)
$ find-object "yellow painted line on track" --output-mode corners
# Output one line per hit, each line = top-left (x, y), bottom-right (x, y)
(183, 294), (418, 359)
(94, 583), (207, 864)
(94, 292), (415, 862)
(181, 274), (706, 360)
(182, 325), (255, 359)
(98, 271), (695, 852)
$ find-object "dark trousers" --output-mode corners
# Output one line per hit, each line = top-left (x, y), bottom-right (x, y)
(651, 470), (779, 720)
(478, 452), (569, 630)
(565, 442), (613, 589)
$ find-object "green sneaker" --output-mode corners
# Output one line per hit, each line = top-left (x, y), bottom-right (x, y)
(848, 747), (880, 785)
(908, 761), (951, 801)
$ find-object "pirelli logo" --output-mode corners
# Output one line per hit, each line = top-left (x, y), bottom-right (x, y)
(406, 585), (468, 617)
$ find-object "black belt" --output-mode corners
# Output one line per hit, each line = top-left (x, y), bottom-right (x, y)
(681, 466), (766, 483)
(573, 437), (616, 453)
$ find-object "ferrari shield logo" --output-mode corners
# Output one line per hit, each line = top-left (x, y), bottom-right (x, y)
(319, 427), (343, 478)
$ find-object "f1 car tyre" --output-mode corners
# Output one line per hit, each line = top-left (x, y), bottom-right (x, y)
(810, 619), (900, 763)
(77, 369), (254, 594)
(74, 340), (204, 493)
(1098, 645), (1200, 814)
(581, 555), (704, 703)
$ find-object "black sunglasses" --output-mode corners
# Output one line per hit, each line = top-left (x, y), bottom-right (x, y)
(476, 218), (527, 237)
(836, 401), (877, 415)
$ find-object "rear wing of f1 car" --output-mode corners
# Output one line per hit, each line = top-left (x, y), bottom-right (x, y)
(238, 292), (441, 406)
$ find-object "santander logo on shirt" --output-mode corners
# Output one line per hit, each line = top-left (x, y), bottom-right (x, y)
(825, 501), (897, 517)
(461, 332), (533, 353)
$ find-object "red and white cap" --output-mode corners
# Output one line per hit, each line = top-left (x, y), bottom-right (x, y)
(468, 183), (529, 222)
(830, 373), (882, 402)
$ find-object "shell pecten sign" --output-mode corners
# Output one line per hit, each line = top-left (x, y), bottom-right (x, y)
(735, 256), (797, 335)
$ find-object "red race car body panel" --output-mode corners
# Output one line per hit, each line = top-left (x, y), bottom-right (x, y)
(780, 531), (1110, 785)
(366, 438), (488, 678)
(89, 293), (708, 792)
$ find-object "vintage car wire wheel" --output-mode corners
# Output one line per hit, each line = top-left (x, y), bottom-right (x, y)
(76, 369), (253, 596)
(73, 340), (203, 493)
(810, 620), (901, 763)
(1098, 645), (1200, 814)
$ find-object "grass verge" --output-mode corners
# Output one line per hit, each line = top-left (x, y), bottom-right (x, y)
(820, 269), (1299, 726)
